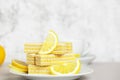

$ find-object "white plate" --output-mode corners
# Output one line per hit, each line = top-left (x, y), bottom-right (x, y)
(9, 65), (93, 80)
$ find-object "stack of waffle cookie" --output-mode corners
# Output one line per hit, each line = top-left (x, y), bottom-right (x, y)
(24, 42), (78, 74)
(24, 42), (72, 54)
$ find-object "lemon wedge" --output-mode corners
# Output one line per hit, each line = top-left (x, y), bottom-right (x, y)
(74, 54), (80, 58)
(12, 59), (28, 69)
(50, 59), (81, 75)
(9, 64), (27, 73)
(9, 59), (28, 73)
(39, 30), (58, 54)
(0, 45), (5, 65)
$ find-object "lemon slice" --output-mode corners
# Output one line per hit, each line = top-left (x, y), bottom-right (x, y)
(9, 64), (27, 73)
(12, 59), (28, 69)
(0, 45), (5, 65)
(50, 59), (81, 75)
(74, 54), (80, 58)
(39, 30), (58, 54)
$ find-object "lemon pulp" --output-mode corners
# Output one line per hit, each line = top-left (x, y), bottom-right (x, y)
(50, 59), (81, 75)
(39, 30), (58, 54)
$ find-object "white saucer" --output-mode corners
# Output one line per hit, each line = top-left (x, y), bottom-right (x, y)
(80, 54), (96, 64)
(9, 65), (93, 80)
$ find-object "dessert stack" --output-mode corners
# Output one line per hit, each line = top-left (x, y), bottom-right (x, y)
(9, 30), (81, 75)
(25, 42), (78, 74)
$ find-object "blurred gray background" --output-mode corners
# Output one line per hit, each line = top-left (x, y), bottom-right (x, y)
(0, 0), (120, 62)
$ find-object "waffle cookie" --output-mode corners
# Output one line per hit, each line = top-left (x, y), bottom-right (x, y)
(24, 42), (72, 54)
(28, 65), (50, 74)
(26, 54), (36, 65)
(36, 54), (76, 66)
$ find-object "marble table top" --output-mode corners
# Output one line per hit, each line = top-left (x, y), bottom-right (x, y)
(0, 63), (120, 80)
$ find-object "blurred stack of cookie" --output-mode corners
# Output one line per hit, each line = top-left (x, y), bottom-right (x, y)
(9, 30), (81, 75)
(24, 42), (72, 54)
(24, 42), (78, 74)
